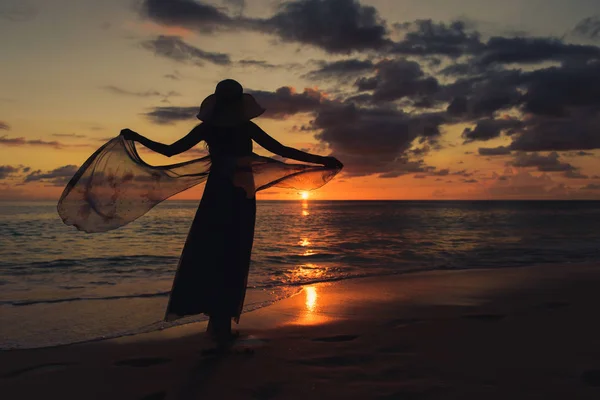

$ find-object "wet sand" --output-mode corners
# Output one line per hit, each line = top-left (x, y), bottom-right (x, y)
(2, 263), (600, 399)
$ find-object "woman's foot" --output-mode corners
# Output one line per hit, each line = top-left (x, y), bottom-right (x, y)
(207, 315), (235, 345)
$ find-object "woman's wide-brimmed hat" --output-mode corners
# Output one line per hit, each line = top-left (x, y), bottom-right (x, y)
(197, 79), (265, 126)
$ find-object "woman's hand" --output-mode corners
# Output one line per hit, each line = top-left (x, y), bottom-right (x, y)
(120, 129), (139, 141)
(322, 156), (343, 169)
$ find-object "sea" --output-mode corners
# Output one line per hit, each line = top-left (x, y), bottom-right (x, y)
(1, 200), (599, 349)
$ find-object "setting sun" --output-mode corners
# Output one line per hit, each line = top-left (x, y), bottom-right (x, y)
(301, 191), (309, 200)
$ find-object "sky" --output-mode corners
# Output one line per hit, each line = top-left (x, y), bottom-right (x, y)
(1, 0), (600, 200)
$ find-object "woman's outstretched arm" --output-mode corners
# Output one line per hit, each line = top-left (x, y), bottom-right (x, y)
(249, 122), (342, 168)
(120, 125), (206, 157)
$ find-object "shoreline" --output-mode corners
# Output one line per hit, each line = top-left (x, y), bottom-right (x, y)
(2, 260), (594, 351)
(2, 263), (600, 399)
(1, 260), (597, 351)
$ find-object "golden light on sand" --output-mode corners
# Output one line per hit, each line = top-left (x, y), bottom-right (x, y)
(301, 191), (309, 200)
(305, 286), (317, 312)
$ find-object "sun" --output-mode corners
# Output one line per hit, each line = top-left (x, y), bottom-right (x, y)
(301, 191), (309, 200)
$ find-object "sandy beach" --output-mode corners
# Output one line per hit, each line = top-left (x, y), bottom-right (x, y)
(2, 263), (600, 399)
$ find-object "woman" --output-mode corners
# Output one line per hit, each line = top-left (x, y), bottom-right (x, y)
(120, 79), (342, 348)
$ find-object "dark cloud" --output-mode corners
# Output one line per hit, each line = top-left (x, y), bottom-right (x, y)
(0, 165), (19, 179)
(237, 59), (279, 69)
(143, 106), (198, 125)
(477, 37), (600, 66)
(140, 0), (239, 34)
(0, 121), (10, 130)
(442, 70), (523, 118)
(305, 59), (374, 79)
(261, 0), (391, 54)
(312, 102), (443, 177)
(573, 16), (600, 40)
(249, 87), (326, 119)
(141, 0), (391, 54)
(462, 118), (522, 143)
(581, 183), (600, 191)
(519, 63), (600, 117)
(103, 85), (181, 99)
(141, 36), (231, 65)
(508, 112), (600, 152)
(0, 136), (63, 148)
(355, 59), (439, 104)
(564, 151), (595, 157)
(564, 170), (589, 179)
(392, 19), (482, 57)
(478, 146), (512, 156)
(509, 152), (575, 172)
(24, 165), (78, 186)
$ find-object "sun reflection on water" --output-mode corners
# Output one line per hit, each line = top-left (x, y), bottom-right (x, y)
(302, 200), (309, 216)
(299, 238), (311, 247)
(305, 286), (317, 312)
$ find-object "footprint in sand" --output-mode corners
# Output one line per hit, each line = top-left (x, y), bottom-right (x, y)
(581, 370), (600, 387)
(139, 391), (167, 400)
(114, 357), (171, 367)
(311, 334), (359, 343)
(461, 314), (506, 322)
(2, 362), (74, 378)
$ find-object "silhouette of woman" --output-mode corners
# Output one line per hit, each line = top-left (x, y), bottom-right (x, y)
(120, 79), (343, 347)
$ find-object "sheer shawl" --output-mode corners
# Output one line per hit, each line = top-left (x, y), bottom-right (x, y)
(57, 135), (341, 233)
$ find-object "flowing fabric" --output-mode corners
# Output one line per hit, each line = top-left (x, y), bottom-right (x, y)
(57, 135), (341, 233)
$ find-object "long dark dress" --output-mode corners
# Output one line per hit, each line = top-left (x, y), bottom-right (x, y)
(165, 123), (257, 322)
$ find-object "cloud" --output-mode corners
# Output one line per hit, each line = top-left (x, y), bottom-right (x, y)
(355, 58), (439, 104)
(486, 170), (567, 199)
(392, 19), (482, 57)
(478, 146), (512, 156)
(312, 102), (443, 177)
(141, 0), (391, 54)
(304, 59), (374, 79)
(141, 35), (231, 65)
(249, 87), (326, 119)
(564, 170), (589, 179)
(0, 165), (20, 179)
(259, 0), (391, 54)
(143, 106), (198, 124)
(509, 152), (575, 172)
(0, 121), (10, 130)
(24, 165), (78, 186)
(103, 85), (181, 99)
(462, 118), (522, 143)
(237, 59), (280, 69)
(140, 0), (239, 34)
(573, 16), (600, 40)
(476, 37), (600, 66)
(581, 183), (600, 191)
(222, 0), (245, 15)
(508, 112), (600, 152)
(0, 136), (63, 148)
